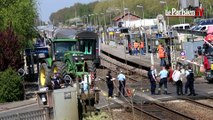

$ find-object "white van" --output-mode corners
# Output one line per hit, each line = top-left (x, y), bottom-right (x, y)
(194, 25), (213, 32)
(172, 24), (190, 30)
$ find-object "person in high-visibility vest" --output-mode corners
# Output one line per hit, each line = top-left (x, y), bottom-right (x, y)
(140, 41), (145, 55)
(128, 42), (132, 55)
(133, 41), (139, 55)
(158, 44), (166, 66)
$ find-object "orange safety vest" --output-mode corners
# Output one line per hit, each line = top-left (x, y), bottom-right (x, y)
(158, 47), (165, 58)
(134, 42), (138, 49)
(140, 42), (144, 48)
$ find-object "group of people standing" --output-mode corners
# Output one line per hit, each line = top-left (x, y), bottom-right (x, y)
(106, 70), (126, 98)
(147, 65), (196, 96)
(128, 41), (145, 56)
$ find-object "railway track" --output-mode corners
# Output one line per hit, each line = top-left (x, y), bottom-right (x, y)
(100, 56), (148, 83)
(133, 102), (194, 120)
(181, 97), (213, 110)
(97, 75), (194, 120)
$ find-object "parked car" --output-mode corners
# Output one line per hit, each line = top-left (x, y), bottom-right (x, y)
(171, 24), (190, 30)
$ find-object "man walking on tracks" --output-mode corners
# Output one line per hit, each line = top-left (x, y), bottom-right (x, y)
(147, 66), (157, 95)
(117, 71), (126, 96)
(185, 66), (196, 96)
(106, 70), (114, 98)
(158, 66), (169, 95)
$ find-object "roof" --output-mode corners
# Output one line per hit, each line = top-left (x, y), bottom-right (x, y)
(53, 38), (77, 42)
(75, 31), (98, 39)
(113, 12), (141, 22)
(54, 28), (78, 39)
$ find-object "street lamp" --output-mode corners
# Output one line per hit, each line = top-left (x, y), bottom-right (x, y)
(136, 5), (144, 26)
(137, 5), (148, 56)
(106, 10), (112, 26)
(160, 1), (169, 26)
(123, 8), (129, 27)
(100, 13), (106, 28)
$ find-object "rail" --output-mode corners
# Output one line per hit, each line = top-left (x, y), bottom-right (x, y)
(181, 97), (213, 110)
(101, 50), (150, 71)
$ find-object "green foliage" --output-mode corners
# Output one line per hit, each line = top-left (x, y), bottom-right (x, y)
(0, 68), (24, 103)
(50, 2), (98, 25)
(0, 27), (24, 71)
(50, 0), (213, 26)
(0, 0), (38, 48)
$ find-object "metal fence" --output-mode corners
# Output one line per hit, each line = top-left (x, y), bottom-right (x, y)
(0, 108), (50, 120)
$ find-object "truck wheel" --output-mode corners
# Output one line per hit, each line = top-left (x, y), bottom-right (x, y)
(39, 63), (51, 88)
(86, 61), (96, 73)
(52, 61), (66, 78)
(85, 61), (96, 81)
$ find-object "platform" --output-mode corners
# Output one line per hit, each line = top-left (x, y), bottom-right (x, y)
(101, 44), (161, 70)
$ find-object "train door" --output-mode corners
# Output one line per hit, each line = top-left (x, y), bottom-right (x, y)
(79, 39), (96, 59)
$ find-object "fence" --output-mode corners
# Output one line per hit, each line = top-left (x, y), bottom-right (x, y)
(0, 108), (50, 120)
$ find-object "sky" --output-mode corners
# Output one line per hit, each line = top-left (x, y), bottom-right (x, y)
(36, 0), (97, 22)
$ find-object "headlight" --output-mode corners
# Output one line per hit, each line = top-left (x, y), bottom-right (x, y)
(75, 57), (78, 60)
(73, 54), (77, 56)
(81, 57), (84, 60)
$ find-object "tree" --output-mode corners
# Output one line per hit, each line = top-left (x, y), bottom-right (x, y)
(0, 68), (24, 103)
(0, 0), (37, 71)
(0, 26), (23, 71)
(0, 0), (38, 48)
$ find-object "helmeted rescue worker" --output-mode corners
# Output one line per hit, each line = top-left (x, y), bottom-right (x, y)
(140, 41), (145, 55)
(158, 66), (169, 95)
(147, 66), (157, 95)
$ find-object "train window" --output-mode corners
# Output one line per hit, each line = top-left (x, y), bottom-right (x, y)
(80, 40), (84, 45)
(88, 42), (91, 54)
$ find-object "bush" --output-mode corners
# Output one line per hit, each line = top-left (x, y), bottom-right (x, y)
(0, 68), (24, 103)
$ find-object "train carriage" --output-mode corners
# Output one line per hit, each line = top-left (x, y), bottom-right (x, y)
(75, 31), (100, 68)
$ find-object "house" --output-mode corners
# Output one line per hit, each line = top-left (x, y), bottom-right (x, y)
(113, 12), (157, 28)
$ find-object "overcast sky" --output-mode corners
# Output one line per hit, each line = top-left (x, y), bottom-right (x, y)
(36, 0), (97, 22)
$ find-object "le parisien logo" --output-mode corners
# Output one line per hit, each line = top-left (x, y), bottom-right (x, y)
(165, 7), (204, 17)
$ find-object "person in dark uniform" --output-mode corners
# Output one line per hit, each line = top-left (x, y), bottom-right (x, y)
(106, 70), (114, 98)
(185, 66), (196, 96)
(147, 66), (157, 95)
(166, 46), (171, 66)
